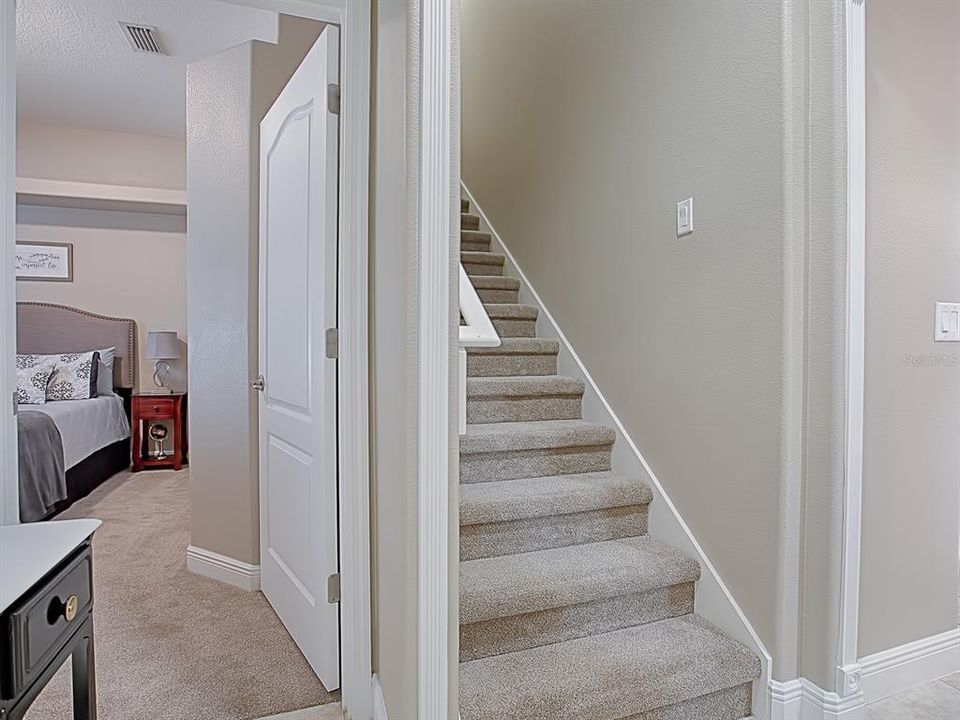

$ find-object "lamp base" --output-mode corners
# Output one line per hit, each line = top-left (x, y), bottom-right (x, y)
(146, 388), (173, 395)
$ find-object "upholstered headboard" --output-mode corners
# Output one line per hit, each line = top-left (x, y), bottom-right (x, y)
(16, 302), (137, 389)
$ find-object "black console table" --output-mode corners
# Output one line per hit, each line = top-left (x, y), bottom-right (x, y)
(0, 520), (100, 719)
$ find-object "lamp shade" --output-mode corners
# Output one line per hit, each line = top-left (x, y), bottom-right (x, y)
(145, 331), (182, 360)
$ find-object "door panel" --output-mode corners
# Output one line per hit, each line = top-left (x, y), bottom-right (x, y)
(258, 25), (340, 690)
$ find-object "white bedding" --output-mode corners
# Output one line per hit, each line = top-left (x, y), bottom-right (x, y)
(29, 395), (130, 469)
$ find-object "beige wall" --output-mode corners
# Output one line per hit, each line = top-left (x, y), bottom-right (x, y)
(370, 1), (419, 717)
(15, 124), (187, 390)
(186, 19), (322, 565)
(17, 123), (185, 189)
(462, 0), (786, 659)
(859, 0), (960, 657)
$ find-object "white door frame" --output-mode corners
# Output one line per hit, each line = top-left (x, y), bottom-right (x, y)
(418, 0), (455, 717)
(0, 0), (373, 716)
(0, 1), (17, 528)
(836, 0), (867, 701)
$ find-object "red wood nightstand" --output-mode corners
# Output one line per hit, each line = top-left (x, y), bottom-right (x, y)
(131, 392), (188, 471)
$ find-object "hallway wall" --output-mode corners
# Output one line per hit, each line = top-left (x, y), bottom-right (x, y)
(859, 0), (960, 657)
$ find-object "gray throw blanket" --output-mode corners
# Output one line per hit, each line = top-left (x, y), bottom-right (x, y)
(18, 410), (66, 522)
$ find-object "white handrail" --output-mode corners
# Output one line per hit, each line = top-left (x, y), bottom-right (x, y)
(458, 264), (500, 433)
(459, 264), (500, 348)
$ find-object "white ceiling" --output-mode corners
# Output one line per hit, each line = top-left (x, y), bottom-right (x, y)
(16, 0), (279, 138)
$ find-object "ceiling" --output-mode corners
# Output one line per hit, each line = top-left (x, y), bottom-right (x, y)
(16, 0), (279, 139)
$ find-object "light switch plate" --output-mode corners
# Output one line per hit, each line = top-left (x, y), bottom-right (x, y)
(934, 302), (960, 342)
(677, 197), (693, 237)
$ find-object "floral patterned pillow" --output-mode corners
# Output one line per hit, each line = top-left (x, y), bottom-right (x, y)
(46, 351), (101, 401)
(15, 355), (57, 405)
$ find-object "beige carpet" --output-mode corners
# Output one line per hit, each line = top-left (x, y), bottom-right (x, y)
(26, 469), (337, 720)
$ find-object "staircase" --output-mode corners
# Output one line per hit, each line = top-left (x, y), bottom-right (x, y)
(458, 197), (761, 720)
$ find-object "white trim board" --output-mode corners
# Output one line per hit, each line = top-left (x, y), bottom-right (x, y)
(418, 1), (453, 717)
(836, 0), (867, 701)
(461, 182), (775, 719)
(858, 628), (960, 704)
(767, 628), (960, 718)
(768, 679), (863, 720)
(187, 545), (261, 592)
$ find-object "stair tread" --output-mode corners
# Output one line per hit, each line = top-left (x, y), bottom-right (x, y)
(460, 536), (699, 624)
(483, 303), (538, 319)
(462, 229), (491, 240)
(459, 614), (760, 720)
(467, 337), (558, 356)
(460, 471), (653, 526)
(461, 419), (615, 454)
(468, 275), (520, 289)
(462, 250), (504, 265)
(467, 375), (584, 397)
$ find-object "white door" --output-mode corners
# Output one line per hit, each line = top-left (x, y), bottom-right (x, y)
(258, 26), (340, 690)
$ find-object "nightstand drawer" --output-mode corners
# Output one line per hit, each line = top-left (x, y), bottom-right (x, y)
(135, 399), (177, 418)
(2, 546), (92, 699)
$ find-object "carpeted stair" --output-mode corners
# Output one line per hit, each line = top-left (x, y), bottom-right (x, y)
(458, 198), (760, 720)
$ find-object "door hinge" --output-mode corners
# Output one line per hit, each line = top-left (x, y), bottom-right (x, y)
(327, 573), (340, 604)
(325, 328), (339, 359)
(327, 83), (341, 115)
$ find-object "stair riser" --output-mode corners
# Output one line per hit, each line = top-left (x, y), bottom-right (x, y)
(460, 445), (612, 484)
(466, 395), (582, 424)
(462, 239), (492, 252)
(462, 215), (480, 230)
(461, 199), (469, 213)
(621, 683), (752, 720)
(491, 317), (536, 337)
(460, 505), (649, 561)
(464, 262), (504, 277)
(460, 582), (694, 662)
(467, 353), (557, 377)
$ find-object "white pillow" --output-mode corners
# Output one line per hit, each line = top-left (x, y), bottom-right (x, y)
(96, 347), (116, 396)
(46, 351), (100, 400)
(15, 355), (56, 405)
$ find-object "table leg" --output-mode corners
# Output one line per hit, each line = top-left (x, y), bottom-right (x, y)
(71, 619), (97, 720)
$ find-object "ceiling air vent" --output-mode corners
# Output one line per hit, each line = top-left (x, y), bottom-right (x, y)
(119, 22), (165, 55)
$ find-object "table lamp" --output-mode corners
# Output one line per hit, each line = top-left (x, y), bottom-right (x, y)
(145, 331), (182, 394)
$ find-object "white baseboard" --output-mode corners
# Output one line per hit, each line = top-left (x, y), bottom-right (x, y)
(769, 679), (863, 720)
(859, 627), (960, 704)
(186, 544), (261, 591)
(461, 182), (774, 719)
(372, 674), (388, 720)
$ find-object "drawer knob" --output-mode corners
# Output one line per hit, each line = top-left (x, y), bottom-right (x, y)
(153, 405), (161, 413)
(63, 595), (79, 622)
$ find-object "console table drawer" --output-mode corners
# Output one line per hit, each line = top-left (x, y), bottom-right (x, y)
(2, 546), (92, 699)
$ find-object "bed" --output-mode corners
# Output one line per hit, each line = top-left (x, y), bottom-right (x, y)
(17, 302), (136, 522)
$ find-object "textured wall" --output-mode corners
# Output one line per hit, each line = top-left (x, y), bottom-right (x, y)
(370, 0), (419, 717)
(17, 123), (185, 189)
(462, 0), (786, 660)
(186, 20), (323, 565)
(859, 0), (960, 657)
(186, 42), (259, 563)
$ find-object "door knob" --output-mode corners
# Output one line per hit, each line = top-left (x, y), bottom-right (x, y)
(251, 375), (265, 391)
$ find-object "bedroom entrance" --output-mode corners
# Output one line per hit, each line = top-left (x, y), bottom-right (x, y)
(1, 0), (372, 718)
